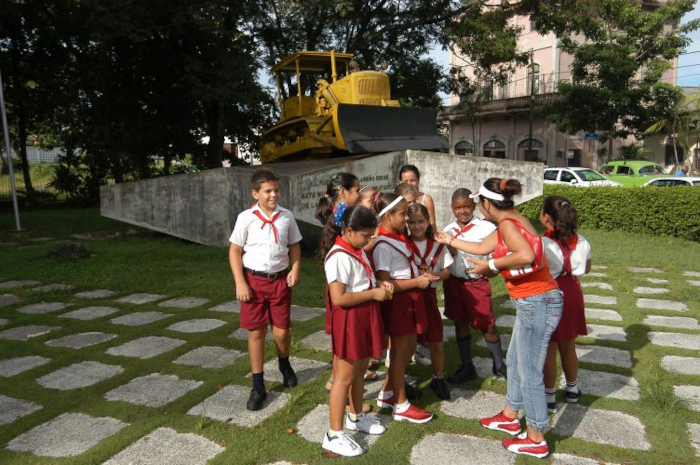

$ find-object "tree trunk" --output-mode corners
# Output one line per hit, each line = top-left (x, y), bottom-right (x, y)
(672, 119), (680, 167)
(9, 30), (35, 203)
(204, 99), (225, 169)
(163, 152), (172, 175)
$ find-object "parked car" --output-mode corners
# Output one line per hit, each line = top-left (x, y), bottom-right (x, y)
(641, 177), (700, 187)
(543, 167), (623, 187)
(598, 160), (668, 186)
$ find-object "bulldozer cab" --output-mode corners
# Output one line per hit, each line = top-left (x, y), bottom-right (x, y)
(273, 51), (354, 122)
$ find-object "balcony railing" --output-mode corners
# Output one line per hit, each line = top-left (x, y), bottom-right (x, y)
(440, 92), (559, 120)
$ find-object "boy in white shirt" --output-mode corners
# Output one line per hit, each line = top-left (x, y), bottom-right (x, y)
(228, 168), (302, 411)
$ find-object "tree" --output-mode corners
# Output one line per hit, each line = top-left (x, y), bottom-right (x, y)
(645, 87), (700, 166)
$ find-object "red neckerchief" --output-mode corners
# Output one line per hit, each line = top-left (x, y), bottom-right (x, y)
(333, 236), (373, 283)
(409, 237), (435, 268)
(253, 208), (281, 244)
(453, 221), (476, 237)
(377, 225), (414, 260)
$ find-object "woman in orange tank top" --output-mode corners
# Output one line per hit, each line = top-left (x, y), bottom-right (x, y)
(435, 178), (563, 460)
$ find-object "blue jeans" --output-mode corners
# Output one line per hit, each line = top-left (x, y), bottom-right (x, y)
(506, 288), (563, 432)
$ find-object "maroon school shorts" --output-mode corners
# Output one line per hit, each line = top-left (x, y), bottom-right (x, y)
(443, 276), (495, 330)
(239, 271), (292, 330)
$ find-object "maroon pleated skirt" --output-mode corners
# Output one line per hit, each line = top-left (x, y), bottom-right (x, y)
(550, 275), (587, 342)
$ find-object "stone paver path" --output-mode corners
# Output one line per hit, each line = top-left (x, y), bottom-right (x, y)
(33, 283), (74, 292)
(0, 294), (21, 307)
(167, 318), (227, 333)
(296, 404), (390, 449)
(685, 271), (700, 277)
(688, 280), (700, 287)
(636, 298), (688, 312)
(648, 331), (700, 350)
(584, 324), (627, 342)
(662, 355), (700, 375)
(60, 306), (121, 320)
(209, 301), (240, 313)
(644, 315), (700, 330)
(299, 330), (331, 351)
(633, 286), (669, 295)
(674, 386), (700, 412)
(0, 325), (60, 340)
(229, 328), (274, 341)
(0, 355), (51, 377)
(187, 385), (290, 427)
(0, 394), (42, 425)
(116, 293), (166, 304)
(106, 336), (185, 359)
(689, 423), (700, 456)
(580, 282), (613, 290)
(290, 305), (325, 322)
(6, 412), (128, 458)
(627, 267), (662, 274)
(258, 356), (330, 385)
(158, 297), (210, 309)
(174, 346), (244, 369)
(584, 294), (617, 306)
(410, 433), (515, 464)
(441, 389), (506, 420)
(105, 373), (202, 407)
(576, 345), (633, 368)
(552, 404), (650, 450)
(585, 308), (622, 322)
(17, 302), (69, 314)
(110, 311), (172, 326)
(103, 427), (224, 465)
(37, 361), (124, 390)
(0, 280), (39, 289)
(45, 332), (118, 349)
(562, 368), (639, 401)
(585, 272), (607, 278)
(74, 289), (117, 299)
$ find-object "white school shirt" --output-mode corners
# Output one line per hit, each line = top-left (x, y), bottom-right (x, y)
(324, 245), (375, 292)
(412, 239), (454, 288)
(543, 234), (592, 279)
(229, 204), (303, 274)
(373, 235), (420, 280)
(443, 217), (496, 279)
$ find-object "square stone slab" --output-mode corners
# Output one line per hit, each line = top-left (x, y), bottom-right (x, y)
(110, 311), (173, 326)
(299, 330), (331, 352)
(410, 432), (515, 465)
(584, 295), (617, 306)
(644, 315), (700, 330)
(562, 368), (639, 401)
(296, 404), (390, 449)
(552, 453), (619, 465)
(0, 318), (7, 326)
(627, 267), (662, 274)
(103, 427), (224, 465)
(0, 394), (42, 425)
(585, 308), (622, 322)
(158, 297), (210, 309)
(580, 282), (613, 290)
(17, 302), (69, 314)
(45, 332), (118, 349)
(0, 355), (51, 377)
(33, 283), (74, 292)
(258, 356), (330, 385)
(443, 325), (456, 342)
(106, 336), (186, 359)
(633, 286), (669, 295)
(60, 306), (121, 320)
(441, 389), (506, 420)
(0, 325), (60, 340)
(636, 298), (688, 312)
(290, 305), (325, 322)
(592, 265), (608, 270)
(187, 384), (290, 427)
(642, 277), (669, 284)
(167, 318), (227, 333)
(685, 271), (700, 277)
(116, 293), (166, 304)
(689, 280), (700, 287)
(0, 294), (21, 307)
(576, 345), (632, 368)
(174, 346), (244, 369)
(0, 280), (39, 289)
(209, 301), (240, 313)
(552, 404), (650, 450)
(689, 423), (700, 456)
(38, 361), (124, 390)
(648, 332), (700, 350)
(584, 272), (607, 278)
(229, 328), (275, 341)
(105, 373), (203, 407)
(675, 385), (700, 412)
(661, 355), (700, 375)
(495, 314), (516, 328)
(584, 324), (627, 342)
(6, 412), (128, 458)
(75, 289), (117, 299)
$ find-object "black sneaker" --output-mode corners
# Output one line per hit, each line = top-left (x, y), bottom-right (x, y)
(280, 365), (298, 388)
(246, 386), (267, 411)
(446, 364), (477, 384)
(565, 388), (581, 403)
(404, 382), (423, 400)
(429, 377), (451, 400)
(492, 363), (507, 379)
(547, 400), (557, 413)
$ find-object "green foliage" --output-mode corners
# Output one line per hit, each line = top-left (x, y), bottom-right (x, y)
(518, 185), (700, 242)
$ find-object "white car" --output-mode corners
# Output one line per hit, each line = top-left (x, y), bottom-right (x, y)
(641, 176), (700, 187)
(544, 167), (623, 187)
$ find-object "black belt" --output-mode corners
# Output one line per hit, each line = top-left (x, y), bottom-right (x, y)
(455, 276), (485, 282)
(245, 268), (287, 279)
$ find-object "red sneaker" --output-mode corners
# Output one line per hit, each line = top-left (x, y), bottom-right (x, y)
(393, 404), (433, 424)
(376, 395), (394, 410)
(502, 432), (549, 458)
(479, 411), (522, 435)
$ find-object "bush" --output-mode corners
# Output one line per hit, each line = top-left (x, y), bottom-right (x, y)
(518, 185), (700, 242)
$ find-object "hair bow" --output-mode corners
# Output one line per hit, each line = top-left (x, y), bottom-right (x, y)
(333, 202), (348, 227)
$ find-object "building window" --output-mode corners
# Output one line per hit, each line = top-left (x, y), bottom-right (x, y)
(527, 63), (541, 95)
(529, 19), (537, 32)
(517, 138), (544, 161)
(483, 139), (506, 159)
(454, 139), (474, 156)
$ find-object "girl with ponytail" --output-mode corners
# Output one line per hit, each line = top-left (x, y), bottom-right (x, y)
(540, 196), (592, 413)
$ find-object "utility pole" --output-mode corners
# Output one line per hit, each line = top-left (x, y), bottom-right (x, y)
(528, 52), (535, 163)
(0, 66), (23, 231)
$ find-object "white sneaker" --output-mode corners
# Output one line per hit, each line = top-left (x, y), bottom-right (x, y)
(345, 413), (386, 435)
(413, 345), (432, 366)
(322, 432), (364, 457)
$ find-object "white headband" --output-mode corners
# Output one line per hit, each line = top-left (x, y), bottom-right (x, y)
(379, 196), (404, 217)
(469, 184), (505, 202)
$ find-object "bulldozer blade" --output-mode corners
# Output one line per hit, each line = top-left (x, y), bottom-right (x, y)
(334, 104), (447, 153)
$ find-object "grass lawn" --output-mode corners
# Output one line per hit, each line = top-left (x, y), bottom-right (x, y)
(0, 207), (699, 464)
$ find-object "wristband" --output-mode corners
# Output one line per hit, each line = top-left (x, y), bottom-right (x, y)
(488, 258), (499, 272)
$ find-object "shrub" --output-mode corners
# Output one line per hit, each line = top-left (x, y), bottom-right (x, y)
(518, 185), (700, 242)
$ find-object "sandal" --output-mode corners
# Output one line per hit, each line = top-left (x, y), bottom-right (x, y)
(364, 371), (379, 382)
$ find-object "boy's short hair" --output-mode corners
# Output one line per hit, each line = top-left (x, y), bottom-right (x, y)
(452, 188), (473, 202)
(251, 168), (279, 191)
(395, 182), (418, 196)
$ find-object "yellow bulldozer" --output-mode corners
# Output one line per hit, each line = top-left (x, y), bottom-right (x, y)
(259, 51), (446, 163)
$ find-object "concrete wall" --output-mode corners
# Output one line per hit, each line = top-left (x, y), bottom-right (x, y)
(101, 150), (543, 247)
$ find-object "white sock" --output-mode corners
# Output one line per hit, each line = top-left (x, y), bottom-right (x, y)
(378, 390), (393, 400)
(565, 380), (579, 392)
(347, 412), (358, 422)
(328, 428), (343, 438)
(395, 400), (411, 413)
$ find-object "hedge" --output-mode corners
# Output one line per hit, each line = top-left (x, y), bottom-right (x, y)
(517, 185), (700, 242)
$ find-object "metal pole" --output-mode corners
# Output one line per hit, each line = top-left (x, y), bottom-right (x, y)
(0, 66), (22, 231)
(528, 53), (534, 162)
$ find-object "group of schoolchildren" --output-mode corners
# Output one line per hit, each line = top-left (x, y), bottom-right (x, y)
(228, 165), (592, 459)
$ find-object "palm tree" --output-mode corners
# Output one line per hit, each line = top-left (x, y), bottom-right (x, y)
(645, 89), (700, 167)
